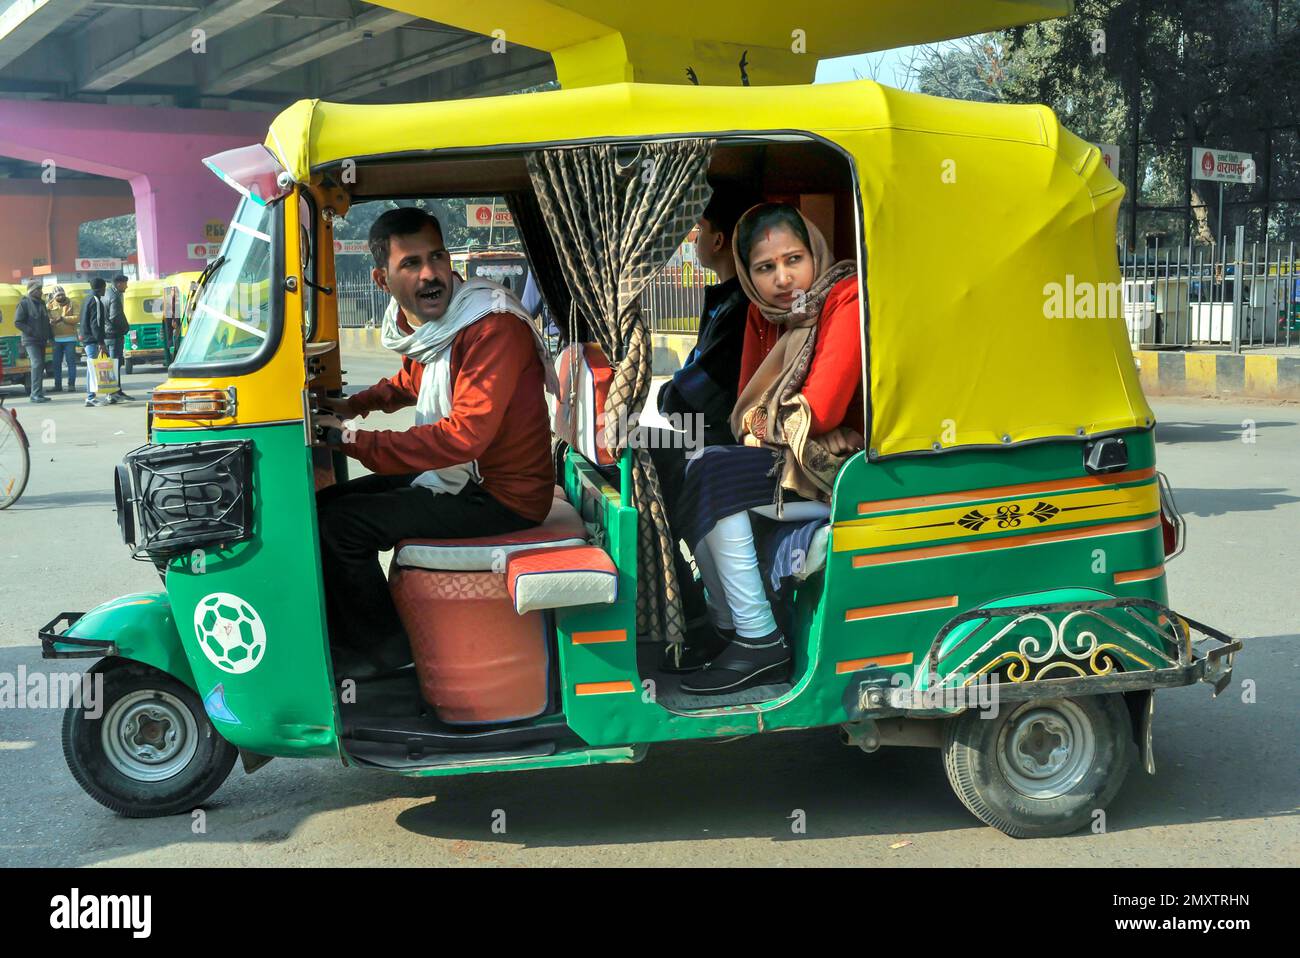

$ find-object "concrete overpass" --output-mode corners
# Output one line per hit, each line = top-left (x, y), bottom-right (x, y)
(0, 0), (1072, 280)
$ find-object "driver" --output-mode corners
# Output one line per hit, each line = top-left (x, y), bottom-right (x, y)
(315, 207), (555, 679)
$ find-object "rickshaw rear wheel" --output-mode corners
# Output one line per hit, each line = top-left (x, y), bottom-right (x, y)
(62, 659), (238, 818)
(942, 694), (1134, 839)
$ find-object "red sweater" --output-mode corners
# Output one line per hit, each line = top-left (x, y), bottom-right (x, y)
(737, 276), (865, 436)
(345, 312), (554, 524)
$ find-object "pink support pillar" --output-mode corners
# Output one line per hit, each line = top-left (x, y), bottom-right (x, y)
(0, 100), (274, 278)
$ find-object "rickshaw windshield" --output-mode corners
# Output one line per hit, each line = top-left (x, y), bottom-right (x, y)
(172, 197), (276, 367)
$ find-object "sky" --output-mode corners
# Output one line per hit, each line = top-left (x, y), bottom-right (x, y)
(814, 46), (926, 89)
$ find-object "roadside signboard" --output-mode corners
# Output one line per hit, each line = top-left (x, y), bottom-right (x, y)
(75, 257), (123, 271)
(1192, 147), (1256, 184)
(187, 243), (216, 260)
(333, 239), (370, 255)
(1095, 143), (1120, 176)
(465, 204), (514, 228)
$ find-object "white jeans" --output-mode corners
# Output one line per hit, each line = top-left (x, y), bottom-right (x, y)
(693, 501), (831, 639)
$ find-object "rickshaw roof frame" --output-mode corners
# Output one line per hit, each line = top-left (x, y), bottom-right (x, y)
(261, 81), (1152, 459)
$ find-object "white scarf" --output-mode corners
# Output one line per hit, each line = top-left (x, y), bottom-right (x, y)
(380, 276), (557, 494)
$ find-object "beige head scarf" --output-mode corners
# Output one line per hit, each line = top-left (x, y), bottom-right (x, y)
(729, 204), (858, 501)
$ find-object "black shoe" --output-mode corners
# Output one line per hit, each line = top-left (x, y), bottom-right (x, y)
(679, 631), (792, 695)
(659, 627), (734, 674)
(116, 391), (139, 402)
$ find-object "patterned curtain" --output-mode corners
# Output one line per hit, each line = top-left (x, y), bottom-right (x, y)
(525, 139), (715, 644)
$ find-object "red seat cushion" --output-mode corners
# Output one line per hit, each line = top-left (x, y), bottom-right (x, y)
(394, 495), (587, 572)
(506, 545), (618, 614)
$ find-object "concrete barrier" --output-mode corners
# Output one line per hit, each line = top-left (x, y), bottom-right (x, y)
(1134, 350), (1300, 401)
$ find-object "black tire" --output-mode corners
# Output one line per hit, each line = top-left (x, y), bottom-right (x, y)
(942, 694), (1134, 838)
(62, 659), (237, 818)
(0, 408), (30, 509)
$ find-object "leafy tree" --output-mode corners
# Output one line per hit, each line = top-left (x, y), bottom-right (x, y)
(78, 214), (136, 259)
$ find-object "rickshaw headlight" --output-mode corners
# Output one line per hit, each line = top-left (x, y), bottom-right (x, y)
(121, 440), (253, 559)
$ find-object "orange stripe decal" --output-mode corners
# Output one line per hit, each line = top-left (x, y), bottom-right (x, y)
(835, 652), (914, 674)
(575, 680), (636, 696)
(845, 595), (958, 622)
(857, 467), (1157, 516)
(851, 516), (1160, 568)
(572, 629), (626, 645)
(1114, 564), (1165, 584)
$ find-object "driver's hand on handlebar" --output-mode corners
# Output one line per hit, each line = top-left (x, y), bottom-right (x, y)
(820, 426), (865, 456)
(313, 413), (349, 448)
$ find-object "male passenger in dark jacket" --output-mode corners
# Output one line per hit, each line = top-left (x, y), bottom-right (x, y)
(79, 278), (111, 406)
(648, 185), (760, 670)
(102, 274), (137, 401)
(14, 279), (52, 403)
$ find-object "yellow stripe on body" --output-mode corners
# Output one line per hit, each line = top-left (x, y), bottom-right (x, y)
(834, 481), (1159, 554)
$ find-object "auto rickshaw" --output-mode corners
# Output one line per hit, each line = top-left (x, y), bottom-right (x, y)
(160, 270), (205, 356)
(121, 279), (170, 374)
(0, 283), (32, 392)
(39, 76), (1243, 838)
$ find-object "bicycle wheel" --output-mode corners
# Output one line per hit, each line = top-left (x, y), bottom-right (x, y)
(0, 407), (31, 509)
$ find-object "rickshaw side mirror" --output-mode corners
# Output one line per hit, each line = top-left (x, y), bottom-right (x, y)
(1084, 436), (1129, 475)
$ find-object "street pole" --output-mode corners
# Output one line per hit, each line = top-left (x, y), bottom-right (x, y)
(1216, 182), (1224, 251)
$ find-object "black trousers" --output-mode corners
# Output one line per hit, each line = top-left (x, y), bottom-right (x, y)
(316, 473), (536, 654)
(646, 435), (710, 625)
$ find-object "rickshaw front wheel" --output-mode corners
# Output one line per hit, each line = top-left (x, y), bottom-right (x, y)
(63, 659), (238, 818)
(942, 694), (1134, 839)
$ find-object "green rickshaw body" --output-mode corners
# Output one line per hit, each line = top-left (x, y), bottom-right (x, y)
(46, 81), (1238, 818)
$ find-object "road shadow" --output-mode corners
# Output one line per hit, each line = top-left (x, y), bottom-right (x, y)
(1156, 420), (1294, 445)
(1170, 487), (1300, 518)
(8, 490), (117, 511)
(3, 635), (1294, 862)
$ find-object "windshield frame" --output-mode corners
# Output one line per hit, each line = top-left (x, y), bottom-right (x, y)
(169, 196), (286, 379)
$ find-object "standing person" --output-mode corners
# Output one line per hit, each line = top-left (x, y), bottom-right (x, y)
(14, 279), (52, 404)
(80, 278), (111, 407)
(47, 286), (80, 393)
(102, 273), (138, 402)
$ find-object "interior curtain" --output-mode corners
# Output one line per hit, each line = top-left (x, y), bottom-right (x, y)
(504, 190), (575, 344)
(525, 139), (715, 643)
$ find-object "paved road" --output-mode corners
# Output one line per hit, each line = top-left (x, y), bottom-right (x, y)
(1, 361), (1296, 867)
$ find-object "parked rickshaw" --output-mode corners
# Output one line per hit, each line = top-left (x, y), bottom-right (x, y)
(160, 270), (205, 356)
(41, 78), (1242, 838)
(0, 283), (31, 392)
(121, 280), (170, 373)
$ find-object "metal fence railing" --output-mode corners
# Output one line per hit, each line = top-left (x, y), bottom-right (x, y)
(1120, 236), (1299, 351)
(336, 277), (390, 328)
(641, 263), (718, 334)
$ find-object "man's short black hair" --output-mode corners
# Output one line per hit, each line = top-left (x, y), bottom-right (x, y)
(90, 278), (107, 293)
(369, 207), (443, 269)
(112, 273), (128, 284)
(701, 184), (763, 242)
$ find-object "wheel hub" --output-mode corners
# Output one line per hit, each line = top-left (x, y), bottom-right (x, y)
(102, 690), (199, 783)
(997, 701), (1096, 799)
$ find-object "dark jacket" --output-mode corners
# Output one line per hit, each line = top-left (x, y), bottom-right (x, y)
(14, 295), (53, 346)
(103, 285), (130, 338)
(79, 294), (107, 346)
(657, 275), (749, 446)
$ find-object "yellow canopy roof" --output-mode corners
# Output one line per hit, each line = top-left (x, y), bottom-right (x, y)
(366, 0), (1074, 86)
(265, 80), (1151, 458)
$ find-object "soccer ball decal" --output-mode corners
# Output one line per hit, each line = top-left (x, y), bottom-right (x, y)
(193, 593), (267, 674)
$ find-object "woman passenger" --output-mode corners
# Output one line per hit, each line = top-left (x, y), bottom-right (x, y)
(673, 202), (864, 695)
